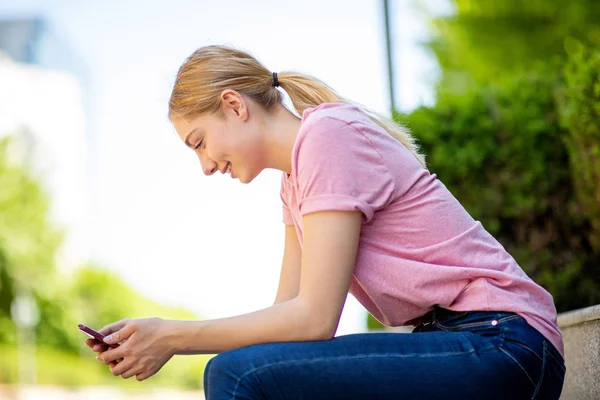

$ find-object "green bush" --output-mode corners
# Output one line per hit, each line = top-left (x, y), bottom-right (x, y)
(558, 44), (600, 251)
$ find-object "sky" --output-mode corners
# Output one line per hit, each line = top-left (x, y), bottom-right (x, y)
(0, 0), (446, 334)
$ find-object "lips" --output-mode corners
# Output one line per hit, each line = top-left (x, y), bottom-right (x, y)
(220, 162), (231, 174)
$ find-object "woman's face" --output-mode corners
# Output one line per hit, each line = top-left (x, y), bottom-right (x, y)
(172, 91), (267, 184)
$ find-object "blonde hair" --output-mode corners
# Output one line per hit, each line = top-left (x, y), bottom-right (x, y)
(169, 45), (426, 168)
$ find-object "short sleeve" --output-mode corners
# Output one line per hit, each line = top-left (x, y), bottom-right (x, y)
(294, 116), (394, 224)
(280, 174), (294, 225)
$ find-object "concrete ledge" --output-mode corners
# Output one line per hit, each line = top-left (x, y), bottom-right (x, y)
(558, 304), (600, 328)
(558, 304), (600, 400)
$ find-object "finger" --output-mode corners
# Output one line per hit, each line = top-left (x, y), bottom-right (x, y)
(86, 338), (103, 349)
(110, 357), (124, 367)
(98, 345), (125, 364)
(136, 368), (156, 382)
(121, 365), (143, 380)
(103, 323), (135, 345)
(110, 358), (136, 377)
(93, 343), (108, 352)
(98, 318), (130, 336)
(87, 338), (108, 352)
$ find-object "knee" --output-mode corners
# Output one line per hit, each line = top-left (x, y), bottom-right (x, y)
(203, 347), (263, 399)
(204, 351), (237, 388)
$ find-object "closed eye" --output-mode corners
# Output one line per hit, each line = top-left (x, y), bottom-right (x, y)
(194, 139), (203, 150)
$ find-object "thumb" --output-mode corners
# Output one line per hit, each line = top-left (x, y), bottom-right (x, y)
(99, 319), (129, 336)
(103, 321), (135, 344)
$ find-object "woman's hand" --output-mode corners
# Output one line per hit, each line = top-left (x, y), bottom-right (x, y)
(95, 317), (175, 381)
(85, 320), (128, 368)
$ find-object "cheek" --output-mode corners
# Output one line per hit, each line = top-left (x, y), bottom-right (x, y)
(219, 126), (264, 171)
(239, 140), (264, 165)
(227, 133), (255, 160)
(206, 136), (229, 160)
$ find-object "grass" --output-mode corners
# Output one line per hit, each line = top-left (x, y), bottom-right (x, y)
(0, 345), (213, 390)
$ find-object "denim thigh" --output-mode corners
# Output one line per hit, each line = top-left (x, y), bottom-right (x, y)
(203, 311), (565, 400)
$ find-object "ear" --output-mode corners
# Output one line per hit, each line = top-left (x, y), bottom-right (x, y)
(220, 90), (248, 121)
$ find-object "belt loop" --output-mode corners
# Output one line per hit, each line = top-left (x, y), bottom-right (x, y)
(421, 306), (438, 327)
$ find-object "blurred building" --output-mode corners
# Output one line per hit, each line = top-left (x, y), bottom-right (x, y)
(0, 17), (90, 271)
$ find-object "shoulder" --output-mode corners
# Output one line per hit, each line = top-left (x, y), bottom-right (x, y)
(290, 103), (392, 184)
(293, 103), (370, 155)
(300, 102), (365, 132)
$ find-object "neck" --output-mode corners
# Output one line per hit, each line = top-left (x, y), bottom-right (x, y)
(262, 104), (302, 175)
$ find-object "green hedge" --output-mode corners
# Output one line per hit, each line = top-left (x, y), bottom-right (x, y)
(558, 45), (600, 251)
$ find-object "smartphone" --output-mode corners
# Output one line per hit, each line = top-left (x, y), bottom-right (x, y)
(78, 323), (119, 348)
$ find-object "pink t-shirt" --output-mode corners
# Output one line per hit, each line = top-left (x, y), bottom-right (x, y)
(280, 102), (564, 357)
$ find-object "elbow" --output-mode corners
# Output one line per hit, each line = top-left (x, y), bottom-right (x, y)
(292, 298), (339, 341)
(305, 315), (338, 341)
(314, 327), (336, 341)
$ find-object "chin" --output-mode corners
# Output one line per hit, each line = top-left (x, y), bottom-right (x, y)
(239, 170), (260, 184)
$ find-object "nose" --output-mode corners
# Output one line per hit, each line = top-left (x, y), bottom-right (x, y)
(198, 153), (218, 176)
(203, 165), (217, 176)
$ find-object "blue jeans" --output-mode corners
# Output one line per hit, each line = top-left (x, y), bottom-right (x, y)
(203, 309), (566, 399)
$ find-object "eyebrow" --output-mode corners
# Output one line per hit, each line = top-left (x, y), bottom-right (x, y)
(184, 128), (198, 148)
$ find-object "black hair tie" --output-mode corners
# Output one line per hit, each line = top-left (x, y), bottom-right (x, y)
(272, 72), (279, 87)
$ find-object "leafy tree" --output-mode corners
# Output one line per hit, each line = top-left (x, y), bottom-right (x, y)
(0, 136), (64, 345)
(424, 0), (600, 95)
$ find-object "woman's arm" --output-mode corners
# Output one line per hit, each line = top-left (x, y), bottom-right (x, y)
(99, 209), (361, 369)
(171, 210), (362, 354)
(273, 225), (302, 305)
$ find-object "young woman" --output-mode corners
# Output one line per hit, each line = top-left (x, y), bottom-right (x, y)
(89, 45), (565, 399)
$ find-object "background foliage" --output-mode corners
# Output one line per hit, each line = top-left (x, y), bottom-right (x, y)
(0, 137), (210, 389)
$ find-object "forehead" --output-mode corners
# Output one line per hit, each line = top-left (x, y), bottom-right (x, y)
(172, 115), (201, 140)
(173, 112), (222, 134)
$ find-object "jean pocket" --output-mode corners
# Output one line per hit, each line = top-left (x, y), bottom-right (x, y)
(543, 341), (566, 375)
(499, 339), (566, 400)
(532, 341), (566, 400)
